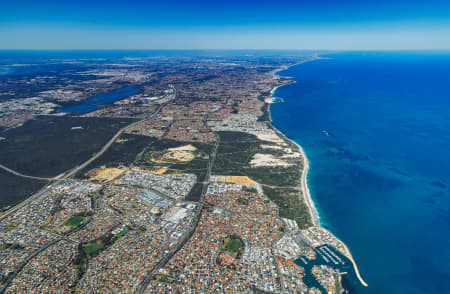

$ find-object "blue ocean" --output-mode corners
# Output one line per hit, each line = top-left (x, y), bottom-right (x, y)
(271, 52), (450, 294)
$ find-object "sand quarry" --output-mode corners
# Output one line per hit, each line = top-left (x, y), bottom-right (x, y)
(88, 166), (128, 182)
(161, 144), (198, 162)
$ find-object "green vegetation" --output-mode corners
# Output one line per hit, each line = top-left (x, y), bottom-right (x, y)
(241, 186), (258, 193)
(137, 226), (147, 234)
(50, 204), (64, 214)
(0, 169), (48, 211)
(216, 235), (244, 270)
(152, 274), (175, 284)
(257, 91), (271, 122)
(0, 221), (19, 232)
(0, 116), (135, 179)
(115, 227), (129, 239)
(223, 237), (243, 252)
(213, 131), (313, 229)
(213, 132), (298, 187)
(73, 226), (132, 291)
(262, 185), (313, 229)
(72, 244), (88, 292)
(76, 134), (156, 179)
(185, 182), (204, 202)
(237, 197), (248, 205)
(82, 242), (104, 256)
(62, 212), (92, 234)
(64, 216), (85, 227)
(204, 203), (214, 213)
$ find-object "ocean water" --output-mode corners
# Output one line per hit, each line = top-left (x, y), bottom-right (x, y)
(271, 52), (450, 294)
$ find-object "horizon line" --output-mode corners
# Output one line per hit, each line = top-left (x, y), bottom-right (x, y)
(1, 48), (450, 51)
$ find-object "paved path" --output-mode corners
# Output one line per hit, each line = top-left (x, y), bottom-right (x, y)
(0, 164), (52, 181)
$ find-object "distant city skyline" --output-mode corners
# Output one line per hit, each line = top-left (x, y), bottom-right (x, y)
(1, 0), (450, 50)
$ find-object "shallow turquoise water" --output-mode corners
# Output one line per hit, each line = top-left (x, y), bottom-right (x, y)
(271, 52), (450, 294)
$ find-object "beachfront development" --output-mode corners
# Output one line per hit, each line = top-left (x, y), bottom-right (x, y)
(0, 53), (366, 293)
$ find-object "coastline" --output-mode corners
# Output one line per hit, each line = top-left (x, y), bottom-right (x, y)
(268, 119), (319, 226)
(268, 58), (369, 287)
(268, 57), (321, 226)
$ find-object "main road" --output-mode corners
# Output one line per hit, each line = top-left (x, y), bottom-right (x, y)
(0, 164), (52, 181)
(135, 133), (220, 294)
(0, 99), (167, 221)
(0, 88), (173, 291)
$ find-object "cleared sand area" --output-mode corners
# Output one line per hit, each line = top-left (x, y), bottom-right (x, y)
(213, 175), (256, 185)
(260, 144), (283, 150)
(250, 153), (292, 167)
(152, 167), (168, 174)
(156, 144), (198, 163)
(87, 167), (127, 182)
(256, 132), (286, 145)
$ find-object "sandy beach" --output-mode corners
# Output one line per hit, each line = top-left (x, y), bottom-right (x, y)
(268, 120), (319, 226)
(268, 57), (321, 226)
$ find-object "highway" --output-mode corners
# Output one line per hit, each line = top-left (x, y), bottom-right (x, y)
(0, 100), (166, 221)
(0, 85), (226, 292)
(0, 88), (174, 292)
(135, 134), (220, 294)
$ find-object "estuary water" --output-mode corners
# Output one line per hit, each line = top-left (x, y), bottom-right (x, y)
(59, 86), (138, 114)
(271, 52), (450, 294)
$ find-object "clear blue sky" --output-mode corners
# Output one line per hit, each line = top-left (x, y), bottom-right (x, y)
(1, 0), (450, 49)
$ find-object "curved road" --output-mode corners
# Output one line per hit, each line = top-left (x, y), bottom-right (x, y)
(0, 164), (52, 181)
(0, 102), (165, 221)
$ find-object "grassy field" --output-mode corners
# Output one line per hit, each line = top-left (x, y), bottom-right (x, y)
(64, 216), (85, 227)
(216, 235), (244, 269)
(223, 237), (243, 252)
(82, 242), (104, 256)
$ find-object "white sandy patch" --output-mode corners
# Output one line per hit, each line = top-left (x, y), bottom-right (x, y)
(250, 153), (292, 167)
(256, 132), (286, 144)
(260, 144), (283, 150)
(168, 144), (197, 152)
(162, 145), (197, 162)
(281, 152), (302, 158)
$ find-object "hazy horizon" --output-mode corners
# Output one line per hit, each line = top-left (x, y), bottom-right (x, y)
(1, 0), (450, 50)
